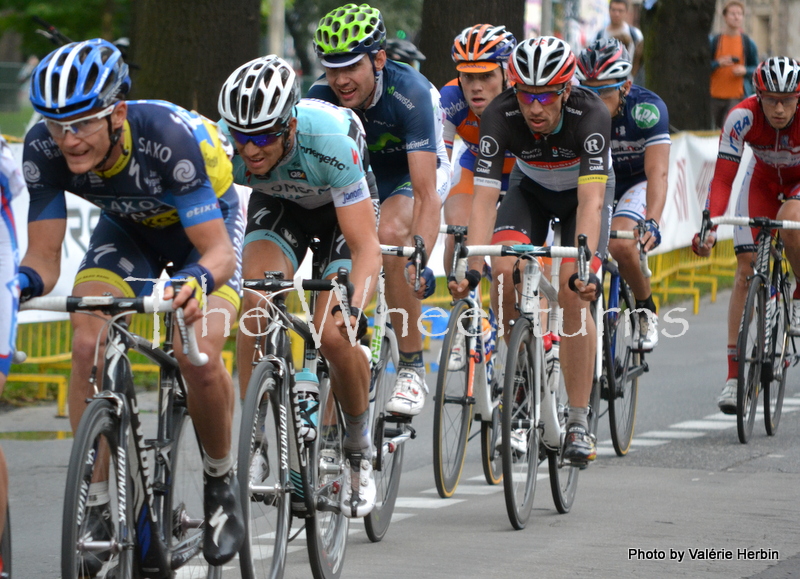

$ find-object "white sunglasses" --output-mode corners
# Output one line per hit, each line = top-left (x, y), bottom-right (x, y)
(45, 105), (116, 139)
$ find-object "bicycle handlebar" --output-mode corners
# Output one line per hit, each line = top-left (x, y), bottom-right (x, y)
(710, 215), (800, 230)
(20, 295), (209, 366)
(609, 228), (652, 278)
(461, 244), (581, 259)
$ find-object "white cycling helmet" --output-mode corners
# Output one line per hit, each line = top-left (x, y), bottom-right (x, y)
(218, 55), (300, 133)
(508, 36), (576, 87)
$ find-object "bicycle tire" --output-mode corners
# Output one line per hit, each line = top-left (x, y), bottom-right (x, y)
(307, 371), (348, 579)
(167, 401), (222, 578)
(548, 367), (580, 514)
(365, 331), (404, 543)
(237, 361), (290, 579)
(0, 507), (10, 578)
(607, 280), (640, 455)
(764, 274), (790, 436)
(588, 302), (603, 439)
(502, 317), (541, 530)
(432, 299), (474, 498)
(62, 399), (134, 579)
(480, 338), (505, 486)
(737, 279), (764, 444)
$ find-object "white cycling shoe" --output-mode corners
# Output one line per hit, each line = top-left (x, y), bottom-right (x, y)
(717, 378), (737, 415)
(340, 452), (376, 518)
(638, 310), (659, 351)
(448, 331), (466, 371)
(385, 369), (427, 417)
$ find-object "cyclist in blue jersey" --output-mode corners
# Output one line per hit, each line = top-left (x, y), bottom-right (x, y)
(309, 3), (451, 418)
(218, 55), (381, 518)
(576, 37), (670, 350)
(20, 39), (244, 567)
(0, 135), (25, 570)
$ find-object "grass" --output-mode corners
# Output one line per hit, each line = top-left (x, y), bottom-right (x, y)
(0, 105), (34, 141)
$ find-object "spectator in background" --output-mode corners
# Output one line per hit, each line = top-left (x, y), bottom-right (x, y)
(595, 0), (644, 79)
(709, 0), (758, 130)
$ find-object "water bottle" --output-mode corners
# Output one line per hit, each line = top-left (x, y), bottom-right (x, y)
(544, 331), (561, 393)
(293, 369), (320, 443)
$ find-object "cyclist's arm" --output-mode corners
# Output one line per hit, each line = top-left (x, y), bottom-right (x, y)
(20, 218), (65, 294)
(450, 182), (500, 298)
(408, 150), (442, 254)
(334, 199), (381, 315)
(642, 142), (670, 248)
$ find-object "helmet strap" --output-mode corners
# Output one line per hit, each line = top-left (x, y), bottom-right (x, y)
(94, 116), (124, 171)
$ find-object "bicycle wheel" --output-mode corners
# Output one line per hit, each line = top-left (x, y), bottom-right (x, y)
(502, 317), (541, 530)
(365, 331), (404, 543)
(307, 372), (348, 579)
(764, 278), (790, 436)
(588, 302), (603, 438)
(0, 507), (10, 578)
(237, 361), (290, 579)
(548, 369), (580, 514)
(480, 337), (506, 486)
(167, 400), (222, 578)
(432, 299), (474, 498)
(606, 280), (640, 455)
(737, 279), (765, 444)
(62, 399), (134, 579)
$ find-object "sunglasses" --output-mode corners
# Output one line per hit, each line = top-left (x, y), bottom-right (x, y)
(514, 86), (566, 106)
(581, 80), (626, 97)
(760, 94), (800, 108)
(229, 127), (285, 148)
(45, 105), (116, 139)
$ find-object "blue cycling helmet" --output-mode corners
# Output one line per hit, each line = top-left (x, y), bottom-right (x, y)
(30, 38), (131, 119)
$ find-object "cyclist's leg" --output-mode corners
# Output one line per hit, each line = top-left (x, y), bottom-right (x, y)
(236, 195), (306, 397)
(607, 183), (652, 300)
(379, 182), (429, 416)
(775, 184), (800, 334)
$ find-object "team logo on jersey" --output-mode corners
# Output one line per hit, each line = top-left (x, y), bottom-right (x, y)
(22, 161), (40, 183)
(583, 133), (605, 154)
(632, 103), (660, 129)
(173, 160), (197, 183)
(588, 156), (604, 170)
(479, 136), (500, 157)
(475, 159), (492, 174)
(289, 170), (308, 181)
(368, 133), (402, 152)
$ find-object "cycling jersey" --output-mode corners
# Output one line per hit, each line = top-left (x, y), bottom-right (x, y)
(708, 95), (800, 218)
(25, 100), (237, 229)
(475, 86), (612, 192)
(440, 78), (515, 193)
(22, 100), (243, 305)
(0, 137), (25, 376)
(220, 98), (373, 210)
(611, 84), (671, 198)
(307, 59), (451, 201)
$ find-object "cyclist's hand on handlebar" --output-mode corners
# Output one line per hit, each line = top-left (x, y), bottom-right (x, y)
(448, 268), (480, 300)
(638, 219), (662, 253)
(164, 281), (203, 325)
(691, 229), (716, 257)
(572, 275), (600, 302)
(405, 262), (436, 299)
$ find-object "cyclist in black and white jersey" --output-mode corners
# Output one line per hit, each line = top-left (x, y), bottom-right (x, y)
(451, 37), (614, 465)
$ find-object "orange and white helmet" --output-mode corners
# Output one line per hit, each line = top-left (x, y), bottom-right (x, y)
(451, 24), (516, 73)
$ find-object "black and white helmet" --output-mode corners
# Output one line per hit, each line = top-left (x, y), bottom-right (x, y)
(753, 56), (800, 94)
(218, 55), (300, 133)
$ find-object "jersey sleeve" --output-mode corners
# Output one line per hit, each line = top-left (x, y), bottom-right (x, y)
(576, 101), (612, 185)
(399, 80), (439, 155)
(22, 123), (69, 222)
(707, 105), (754, 217)
(473, 97), (509, 190)
(631, 94), (671, 148)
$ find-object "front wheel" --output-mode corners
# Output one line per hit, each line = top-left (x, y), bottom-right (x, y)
(737, 279), (765, 444)
(433, 299), (474, 498)
(606, 281), (640, 455)
(549, 368), (579, 514)
(62, 399), (134, 579)
(502, 318), (541, 530)
(764, 282), (790, 436)
(480, 337), (506, 486)
(365, 331), (404, 543)
(307, 372), (348, 579)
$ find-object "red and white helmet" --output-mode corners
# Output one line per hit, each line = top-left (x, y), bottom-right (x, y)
(508, 37), (576, 87)
(753, 56), (800, 94)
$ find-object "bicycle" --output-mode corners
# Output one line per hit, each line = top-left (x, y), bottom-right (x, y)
(429, 224), (506, 498)
(601, 225), (652, 456)
(461, 235), (589, 529)
(701, 211), (800, 443)
(21, 292), (217, 579)
(237, 268), (351, 579)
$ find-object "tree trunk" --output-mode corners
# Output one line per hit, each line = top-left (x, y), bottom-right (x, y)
(418, 0), (525, 91)
(130, 0), (260, 119)
(641, 0), (716, 131)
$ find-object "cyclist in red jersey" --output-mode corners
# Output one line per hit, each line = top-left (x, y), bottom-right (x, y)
(694, 56), (800, 413)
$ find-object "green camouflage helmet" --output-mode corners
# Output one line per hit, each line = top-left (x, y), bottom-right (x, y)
(314, 3), (386, 59)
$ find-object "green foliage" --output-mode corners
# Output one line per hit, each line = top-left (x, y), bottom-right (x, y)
(0, 0), (132, 58)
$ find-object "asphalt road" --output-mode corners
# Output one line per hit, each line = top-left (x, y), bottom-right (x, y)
(3, 289), (800, 578)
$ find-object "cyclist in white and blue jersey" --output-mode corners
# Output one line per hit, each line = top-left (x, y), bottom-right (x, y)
(0, 135), (25, 564)
(309, 3), (451, 418)
(21, 39), (244, 568)
(218, 55), (381, 518)
(576, 37), (671, 350)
